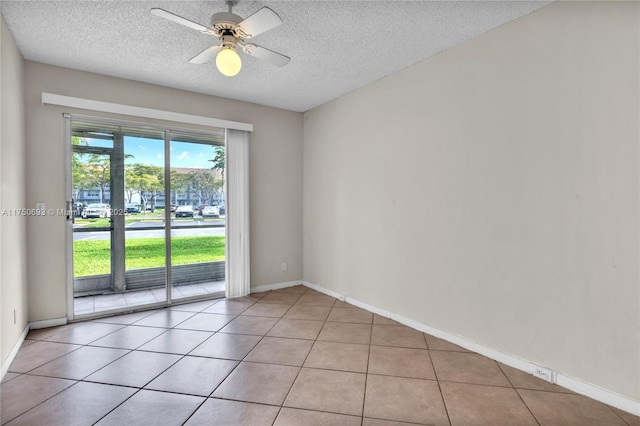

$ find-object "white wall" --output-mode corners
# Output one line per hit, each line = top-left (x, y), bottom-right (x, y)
(1, 16), (28, 369)
(24, 62), (303, 322)
(303, 1), (639, 402)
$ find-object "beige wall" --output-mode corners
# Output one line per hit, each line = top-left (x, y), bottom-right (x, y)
(24, 62), (303, 322)
(303, 1), (639, 401)
(1, 17), (28, 368)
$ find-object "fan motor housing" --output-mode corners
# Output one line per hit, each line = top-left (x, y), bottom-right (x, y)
(210, 12), (245, 38)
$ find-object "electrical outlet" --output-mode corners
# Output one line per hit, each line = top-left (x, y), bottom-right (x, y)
(533, 366), (555, 383)
(280, 262), (287, 271)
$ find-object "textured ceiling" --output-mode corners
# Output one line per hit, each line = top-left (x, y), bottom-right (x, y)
(1, 1), (551, 112)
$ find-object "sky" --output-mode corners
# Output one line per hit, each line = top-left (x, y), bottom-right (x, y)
(124, 137), (217, 169)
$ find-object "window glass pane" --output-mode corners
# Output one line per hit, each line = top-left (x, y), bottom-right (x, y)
(170, 132), (225, 301)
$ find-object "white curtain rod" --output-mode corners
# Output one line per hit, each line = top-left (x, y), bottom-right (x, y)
(41, 92), (253, 132)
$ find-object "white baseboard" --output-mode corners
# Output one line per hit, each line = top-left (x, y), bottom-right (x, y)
(251, 280), (303, 294)
(555, 374), (640, 417)
(302, 281), (345, 300)
(301, 280), (640, 417)
(29, 317), (67, 330)
(0, 324), (29, 381)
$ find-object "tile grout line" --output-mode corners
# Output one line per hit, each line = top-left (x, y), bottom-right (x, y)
(86, 298), (223, 425)
(23, 289), (290, 425)
(92, 296), (238, 425)
(9, 341), (85, 376)
(179, 289), (297, 425)
(496, 362), (542, 426)
(217, 291), (283, 421)
(178, 296), (257, 426)
(0, 379), (81, 425)
(85, 326), (188, 424)
(10, 286), (639, 425)
(271, 288), (334, 424)
(360, 314), (375, 425)
(90, 386), (144, 425)
(426, 331), (453, 426)
(604, 401), (636, 426)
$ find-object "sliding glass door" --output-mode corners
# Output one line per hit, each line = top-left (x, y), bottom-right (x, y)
(169, 133), (226, 301)
(69, 117), (225, 317)
(122, 128), (167, 308)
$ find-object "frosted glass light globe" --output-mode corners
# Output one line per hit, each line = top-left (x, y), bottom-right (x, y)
(216, 48), (241, 77)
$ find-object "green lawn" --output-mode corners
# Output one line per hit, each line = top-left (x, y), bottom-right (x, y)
(73, 236), (225, 277)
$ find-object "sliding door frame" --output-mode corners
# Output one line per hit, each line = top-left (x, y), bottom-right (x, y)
(65, 114), (229, 321)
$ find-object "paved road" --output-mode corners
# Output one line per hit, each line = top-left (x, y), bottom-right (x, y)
(73, 221), (225, 241)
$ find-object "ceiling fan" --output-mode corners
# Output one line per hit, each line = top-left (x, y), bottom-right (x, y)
(151, 1), (290, 77)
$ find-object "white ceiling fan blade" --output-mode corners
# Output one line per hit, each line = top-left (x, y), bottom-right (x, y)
(189, 45), (222, 64)
(242, 44), (290, 67)
(151, 8), (209, 33)
(237, 7), (282, 38)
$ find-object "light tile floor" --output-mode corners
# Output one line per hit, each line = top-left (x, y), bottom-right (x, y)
(2, 285), (638, 425)
(74, 281), (226, 316)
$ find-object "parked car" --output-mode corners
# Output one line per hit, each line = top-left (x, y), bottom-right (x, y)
(125, 203), (141, 213)
(82, 203), (111, 219)
(218, 205), (225, 215)
(170, 204), (177, 212)
(73, 203), (86, 218)
(202, 205), (220, 218)
(174, 205), (194, 218)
